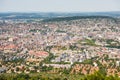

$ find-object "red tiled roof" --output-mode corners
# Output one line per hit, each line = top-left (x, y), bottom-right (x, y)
(4, 44), (17, 49)
(29, 50), (49, 57)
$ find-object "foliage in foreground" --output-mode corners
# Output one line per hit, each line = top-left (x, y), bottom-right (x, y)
(82, 71), (120, 80)
(0, 72), (120, 80)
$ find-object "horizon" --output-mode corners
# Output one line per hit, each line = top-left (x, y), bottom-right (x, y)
(0, 11), (120, 14)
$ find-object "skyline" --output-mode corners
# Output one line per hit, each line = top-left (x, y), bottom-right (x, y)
(0, 0), (120, 12)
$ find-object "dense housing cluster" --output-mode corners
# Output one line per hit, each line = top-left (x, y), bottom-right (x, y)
(0, 16), (120, 77)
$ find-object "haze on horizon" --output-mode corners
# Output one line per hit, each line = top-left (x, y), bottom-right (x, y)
(0, 0), (120, 12)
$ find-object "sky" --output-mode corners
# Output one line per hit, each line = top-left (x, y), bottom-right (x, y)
(0, 0), (120, 12)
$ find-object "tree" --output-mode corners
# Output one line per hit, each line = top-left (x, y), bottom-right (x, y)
(14, 73), (30, 80)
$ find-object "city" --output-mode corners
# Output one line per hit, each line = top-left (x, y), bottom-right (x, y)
(0, 14), (120, 79)
(0, 0), (120, 80)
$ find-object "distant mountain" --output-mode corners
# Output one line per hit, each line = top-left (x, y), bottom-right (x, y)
(0, 11), (120, 20)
